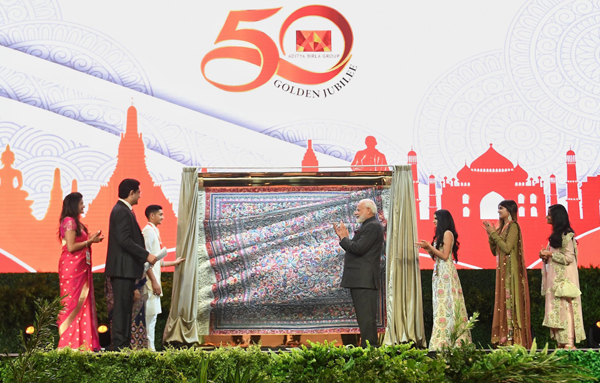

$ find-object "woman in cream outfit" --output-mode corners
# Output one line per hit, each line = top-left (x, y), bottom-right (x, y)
(539, 204), (585, 349)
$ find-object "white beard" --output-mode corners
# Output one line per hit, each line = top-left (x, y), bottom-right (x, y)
(355, 214), (369, 223)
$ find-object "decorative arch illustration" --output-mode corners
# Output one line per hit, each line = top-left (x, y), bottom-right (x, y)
(531, 206), (537, 217)
(479, 191), (504, 220)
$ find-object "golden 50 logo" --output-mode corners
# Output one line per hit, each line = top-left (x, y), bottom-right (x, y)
(201, 6), (353, 92)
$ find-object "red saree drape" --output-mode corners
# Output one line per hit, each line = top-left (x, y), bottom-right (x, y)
(57, 217), (100, 351)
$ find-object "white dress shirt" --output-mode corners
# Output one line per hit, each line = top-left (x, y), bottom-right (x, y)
(143, 222), (163, 315)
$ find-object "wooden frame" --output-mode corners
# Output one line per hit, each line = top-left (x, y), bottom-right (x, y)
(198, 171), (393, 188)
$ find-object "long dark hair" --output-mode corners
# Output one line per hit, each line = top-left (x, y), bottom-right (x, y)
(432, 209), (460, 263)
(497, 199), (518, 232)
(548, 204), (575, 249)
(58, 192), (88, 240)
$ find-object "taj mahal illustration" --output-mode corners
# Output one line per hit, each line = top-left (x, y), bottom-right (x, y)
(408, 144), (600, 269)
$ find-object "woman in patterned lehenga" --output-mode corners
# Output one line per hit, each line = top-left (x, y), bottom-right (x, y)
(539, 204), (585, 349)
(57, 192), (104, 351)
(483, 200), (532, 348)
(416, 209), (471, 350)
(105, 275), (148, 350)
(130, 277), (149, 349)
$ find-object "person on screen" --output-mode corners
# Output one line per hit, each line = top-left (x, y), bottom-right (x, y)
(142, 204), (184, 351)
(57, 192), (104, 351)
(483, 200), (532, 348)
(333, 199), (383, 348)
(350, 136), (388, 171)
(415, 209), (470, 350)
(0, 144), (33, 218)
(104, 179), (157, 350)
(539, 204), (585, 349)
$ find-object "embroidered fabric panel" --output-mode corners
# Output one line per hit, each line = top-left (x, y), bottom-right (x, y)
(204, 186), (388, 334)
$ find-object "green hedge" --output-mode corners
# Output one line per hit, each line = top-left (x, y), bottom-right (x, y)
(1, 268), (599, 352)
(1, 344), (598, 383)
(423, 268), (600, 348)
(0, 273), (173, 353)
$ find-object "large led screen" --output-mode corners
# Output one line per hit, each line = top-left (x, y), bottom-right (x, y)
(0, 0), (598, 272)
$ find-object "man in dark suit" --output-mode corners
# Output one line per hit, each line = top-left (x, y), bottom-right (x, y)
(334, 198), (384, 348)
(105, 179), (157, 350)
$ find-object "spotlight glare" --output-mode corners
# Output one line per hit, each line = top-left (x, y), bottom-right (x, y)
(25, 326), (35, 335)
(596, 321), (600, 329)
(98, 325), (108, 334)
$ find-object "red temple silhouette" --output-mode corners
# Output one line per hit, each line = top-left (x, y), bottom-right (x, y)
(83, 104), (178, 271)
(301, 139), (319, 172)
(0, 104), (179, 272)
(0, 150), (65, 271)
(411, 144), (600, 269)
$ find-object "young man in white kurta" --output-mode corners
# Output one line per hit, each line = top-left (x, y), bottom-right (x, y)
(142, 205), (184, 351)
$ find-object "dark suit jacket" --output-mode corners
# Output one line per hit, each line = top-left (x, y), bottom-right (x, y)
(104, 200), (149, 279)
(340, 216), (384, 289)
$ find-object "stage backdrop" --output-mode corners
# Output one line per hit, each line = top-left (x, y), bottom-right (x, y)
(0, 0), (598, 273)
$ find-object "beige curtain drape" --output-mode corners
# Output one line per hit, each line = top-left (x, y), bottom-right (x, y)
(383, 165), (426, 347)
(163, 167), (205, 345)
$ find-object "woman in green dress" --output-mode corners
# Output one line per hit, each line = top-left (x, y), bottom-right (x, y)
(483, 200), (532, 347)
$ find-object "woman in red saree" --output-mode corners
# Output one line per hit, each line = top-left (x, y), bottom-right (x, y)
(57, 192), (104, 351)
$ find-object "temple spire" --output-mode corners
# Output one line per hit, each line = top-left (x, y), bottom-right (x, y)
(126, 104), (139, 136)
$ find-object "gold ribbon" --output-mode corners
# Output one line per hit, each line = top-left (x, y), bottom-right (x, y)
(59, 280), (89, 336)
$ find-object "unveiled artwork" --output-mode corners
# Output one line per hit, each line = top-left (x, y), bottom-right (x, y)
(202, 187), (387, 334)
(0, 0), (598, 272)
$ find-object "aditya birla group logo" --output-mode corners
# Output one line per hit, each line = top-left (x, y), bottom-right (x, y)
(296, 31), (332, 52)
(201, 5), (357, 98)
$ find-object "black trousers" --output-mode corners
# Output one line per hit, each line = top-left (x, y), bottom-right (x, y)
(350, 288), (379, 348)
(340, 333), (359, 346)
(111, 277), (136, 350)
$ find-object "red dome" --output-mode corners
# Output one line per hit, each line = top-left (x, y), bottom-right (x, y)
(457, 164), (472, 181)
(513, 164), (528, 180)
(470, 144), (514, 171)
